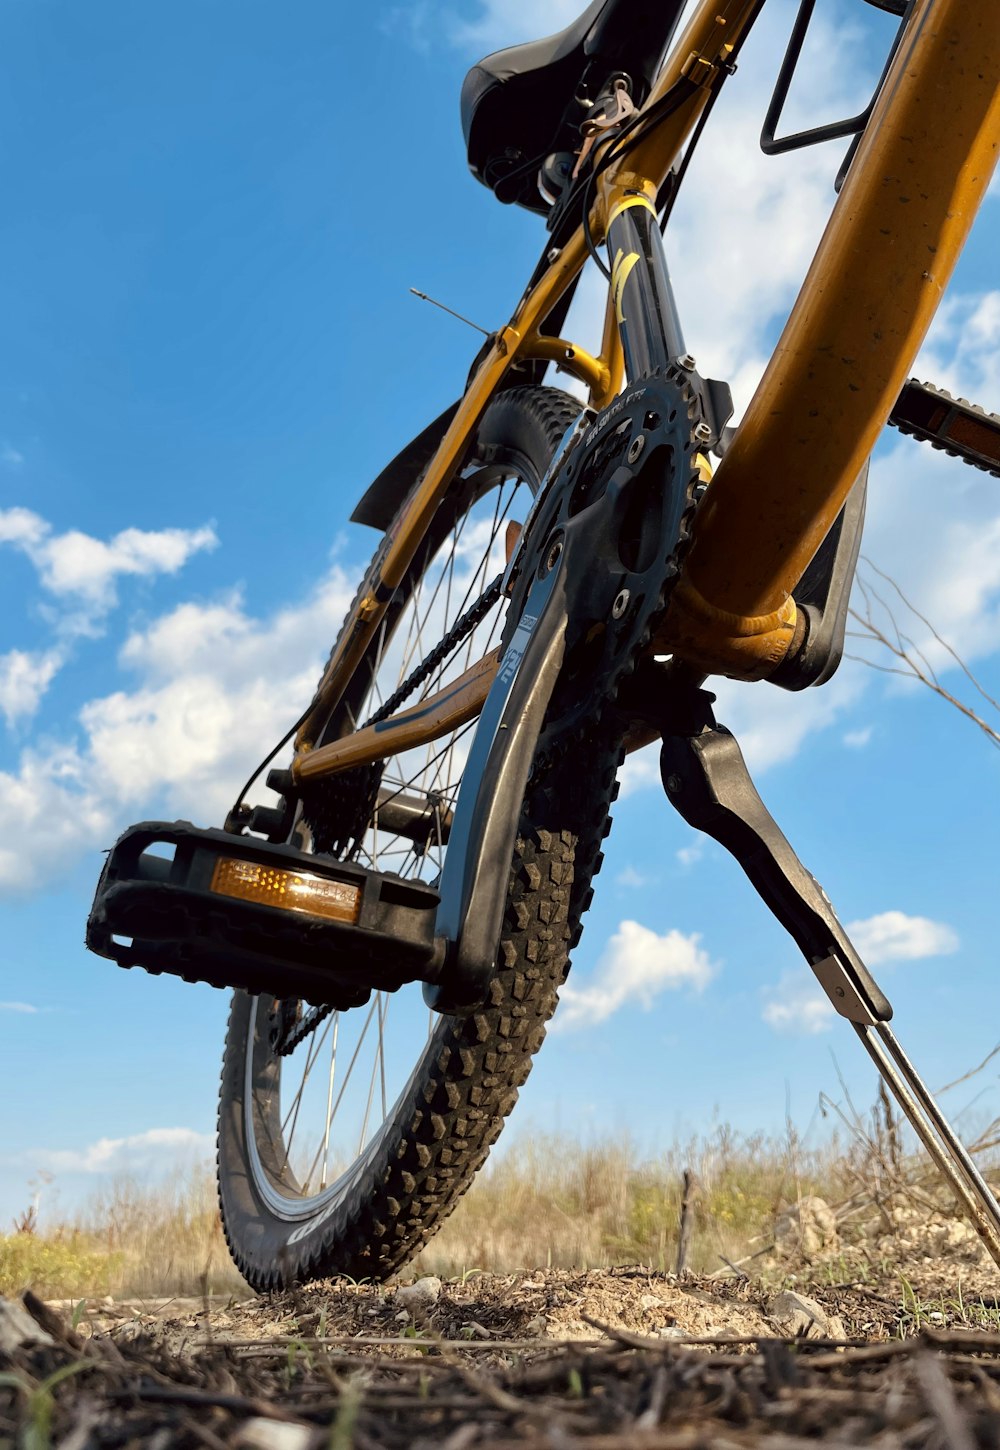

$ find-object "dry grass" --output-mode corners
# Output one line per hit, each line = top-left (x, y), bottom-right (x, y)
(0, 1126), (846, 1299)
(0, 1165), (244, 1300)
(412, 1125), (844, 1279)
(5, 1063), (999, 1301)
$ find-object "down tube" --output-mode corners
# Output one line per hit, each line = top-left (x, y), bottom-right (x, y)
(607, 194), (686, 377)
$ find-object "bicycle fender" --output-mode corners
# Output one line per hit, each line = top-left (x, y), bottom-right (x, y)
(425, 560), (568, 1015)
(350, 401), (461, 532)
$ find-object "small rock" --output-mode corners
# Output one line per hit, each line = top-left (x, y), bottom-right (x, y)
(928, 1219), (983, 1260)
(640, 1294), (664, 1311)
(768, 1290), (846, 1340)
(774, 1197), (839, 1258)
(657, 1326), (685, 1339)
(0, 1297), (56, 1353)
(395, 1276), (442, 1312)
(235, 1419), (313, 1450)
(395, 1310), (410, 1323)
(525, 1314), (548, 1335)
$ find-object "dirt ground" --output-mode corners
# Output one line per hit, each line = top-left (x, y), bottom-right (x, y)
(5, 1259), (1000, 1447)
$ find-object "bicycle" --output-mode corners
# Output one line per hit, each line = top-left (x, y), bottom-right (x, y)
(86, 0), (1000, 1289)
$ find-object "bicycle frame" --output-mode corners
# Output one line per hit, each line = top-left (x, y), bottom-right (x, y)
(293, 0), (1000, 789)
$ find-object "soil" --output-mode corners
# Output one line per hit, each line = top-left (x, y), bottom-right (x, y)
(5, 1260), (1000, 1446)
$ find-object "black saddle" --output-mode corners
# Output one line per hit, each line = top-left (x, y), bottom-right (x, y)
(461, 0), (686, 215)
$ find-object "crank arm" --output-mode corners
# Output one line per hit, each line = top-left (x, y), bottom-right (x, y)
(656, 683), (1000, 1270)
(426, 554), (568, 1014)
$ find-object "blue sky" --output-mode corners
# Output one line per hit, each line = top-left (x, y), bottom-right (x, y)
(2, 0), (999, 1229)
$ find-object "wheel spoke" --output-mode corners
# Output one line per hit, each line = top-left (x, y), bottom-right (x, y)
(318, 1015), (340, 1191)
(300, 994), (379, 1194)
(280, 1011), (334, 1143)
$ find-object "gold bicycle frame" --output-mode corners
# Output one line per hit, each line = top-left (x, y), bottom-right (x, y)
(293, 0), (1000, 787)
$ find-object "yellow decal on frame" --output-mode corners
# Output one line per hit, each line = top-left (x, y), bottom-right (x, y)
(611, 248), (641, 324)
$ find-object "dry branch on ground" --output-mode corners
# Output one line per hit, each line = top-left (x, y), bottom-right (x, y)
(5, 1269), (1000, 1448)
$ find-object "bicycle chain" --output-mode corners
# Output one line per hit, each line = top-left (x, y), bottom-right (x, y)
(299, 574), (505, 858)
(363, 574), (505, 730)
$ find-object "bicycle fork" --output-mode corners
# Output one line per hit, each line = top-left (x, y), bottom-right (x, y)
(648, 677), (1000, 1269)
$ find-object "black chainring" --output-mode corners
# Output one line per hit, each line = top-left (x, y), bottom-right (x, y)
(502, 365), (704, 759)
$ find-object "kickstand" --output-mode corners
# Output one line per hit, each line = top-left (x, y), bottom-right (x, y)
(651, 679), (1000, 1269)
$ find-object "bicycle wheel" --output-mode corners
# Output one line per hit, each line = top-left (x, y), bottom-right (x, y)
(217, 386), (627, 1288)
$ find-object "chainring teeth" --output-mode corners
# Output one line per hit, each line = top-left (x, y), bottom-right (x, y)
(505, 368), (706, 764)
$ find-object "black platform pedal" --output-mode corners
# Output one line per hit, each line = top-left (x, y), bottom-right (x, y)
(890, 378), (1000, 478)
(87, 820), (443, 1006)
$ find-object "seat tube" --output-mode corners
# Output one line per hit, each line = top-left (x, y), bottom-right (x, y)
(605, 190), (685, 378)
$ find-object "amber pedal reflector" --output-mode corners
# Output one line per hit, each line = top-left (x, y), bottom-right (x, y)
(210, 857), (361, 924)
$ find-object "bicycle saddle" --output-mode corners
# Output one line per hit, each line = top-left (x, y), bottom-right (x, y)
(462, 0), (685, 215)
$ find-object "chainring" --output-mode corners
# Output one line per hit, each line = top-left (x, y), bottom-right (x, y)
(502, 365), (705, 760)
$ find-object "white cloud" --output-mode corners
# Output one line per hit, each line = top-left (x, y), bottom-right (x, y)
(920, 290), (1000, 405)
(1, 442), (24, 467)
(0, 461), (532, 898)
(665, 3), (880, 417)
(447, 0), (581, 50)
(0, 506), (217, 619)
(762, 913), (958, 1032)
(0, 1001), (41, 1014)
(616, 864), (649, 888)
(23, 1127), (213, 1176)
(850, 290), (1000, 682)
(556, 919), (714, 1030)
(0, 506), (46, 548)
(0, 562), (356, 896)
(0, 744), (116, 895)
(762, 975), (835, 1036)
(617, 745), (661, 798)
(716, 667), (868, 773)
(845, 910), (959, 965)
(676, 840), (704, 868)
(0, 649), (62, 727)
(843, 726), (873, 749)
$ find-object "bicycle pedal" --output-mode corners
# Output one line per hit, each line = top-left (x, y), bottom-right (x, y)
(86, 820), (443, 1006)
(890, 378), (1000, 478)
